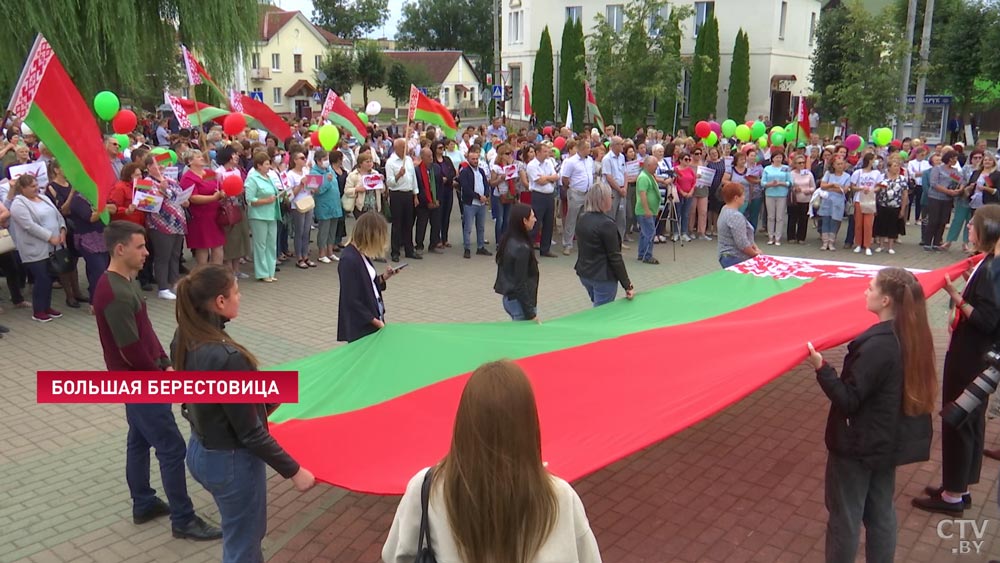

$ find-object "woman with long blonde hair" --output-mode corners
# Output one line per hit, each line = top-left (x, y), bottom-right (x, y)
(383, 360), (601, 563)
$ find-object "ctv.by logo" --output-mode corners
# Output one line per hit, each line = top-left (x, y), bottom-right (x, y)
(937, 519), (991, 555)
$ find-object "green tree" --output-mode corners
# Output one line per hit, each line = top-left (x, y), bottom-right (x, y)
(355, 41), (386, 106)
(727, 29), (750, 122)
(981, 3), (1000, 89)
(589, 0), (691, 133)
(533, 27), (555, 123)
(396, 0), (494, 84)
(0, 0), (258, 107)
(891, 0), (961, 94)
(933, 0), (986, 116)
(809, 6), (849, 116)
(386, 62), (411, 113)
(824, 1), (904, 130)
(558, 20), (585, 126)
(688, 14), (719, 125)
(655, 11), (686, 133)
(316, 48), (358, 97)
(312, 0), (389, 39)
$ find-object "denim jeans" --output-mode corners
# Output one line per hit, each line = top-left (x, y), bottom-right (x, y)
(495, 201), (512, 245)
(462, 203), (487, 250)
(125, 404), (195, 528)
(637, 215), (656, 260)
(824, 453), (896, 563)
(579, 277), (618, 307)
(502, 295), (526, 320)
(674, 196), (692, 236)
(820, 215), (842, 236)
(719, 254), (746, 269)
(22, 259), (52, 315)
(187, 435), (267, 563)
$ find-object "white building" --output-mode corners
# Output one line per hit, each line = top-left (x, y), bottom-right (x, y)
(501, 0), (822, 128)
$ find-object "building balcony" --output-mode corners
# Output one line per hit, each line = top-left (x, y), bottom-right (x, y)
(251, 68), (271, 81)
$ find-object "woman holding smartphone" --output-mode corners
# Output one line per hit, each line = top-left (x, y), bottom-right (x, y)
(337, 212), (404, 342)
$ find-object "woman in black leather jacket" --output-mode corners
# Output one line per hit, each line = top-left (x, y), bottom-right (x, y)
(172, 264), (315, 563)
(806, 267), (936, 563)
(494, 203), (540, 322)
(574, 183), (634, 307)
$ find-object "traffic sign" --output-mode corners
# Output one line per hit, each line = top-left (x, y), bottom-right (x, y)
(492, 85), (503, 100)
(500, 70), (510, 84)
(486, 73), (493, 85)
(249, 90), (264, 102)
(313, 92), (322, 103)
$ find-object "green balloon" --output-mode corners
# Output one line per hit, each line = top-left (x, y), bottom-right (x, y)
(758, 136), (768, 148)
(899, 150), (909, 160)
(309, 124), (318, 132)
(318, 124), (340, 150)
(751, 121), (766, 140)
(358, 112), (369, 125)
(874, 128), (892, 147)
(704, 131), (719, 147)
(770, 126), (785, 135)
(771, 132), (785, 146)
(113, 133), (129, 150)
(784, 124), (801, 142)
(168, 149), (178, 164)
(94, 91), (120, 121)
(734, 124), (751, 142)
(552, 147), (561, 158)
(721, 119), (737, 138)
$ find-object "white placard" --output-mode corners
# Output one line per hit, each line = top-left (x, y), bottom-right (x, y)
(696, 165), (716, 188)
(7, 161), (47, 188)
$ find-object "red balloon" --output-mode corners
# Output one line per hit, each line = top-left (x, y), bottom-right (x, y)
(111, 109), (137, 134)
(221, 174), (244, 197)
(223, 113), (247, 137)
(553, 136), (566, 150)
(542, 126), (553, 136)
(694, 120), (711, 139)
(310, 131), (320, 146)
(890, 139), (902, 148)
(745, 120), (754, 128)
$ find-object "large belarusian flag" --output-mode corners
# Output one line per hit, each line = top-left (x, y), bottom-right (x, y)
(408, 85), (457, 139)
(584, 81), (605, 131)
(175, 98), (231, 127)
(9, 35), (115, 214)
(269, 256), (971, 494)
(319, 90), (367, 141)
(238, 94), (292, 142)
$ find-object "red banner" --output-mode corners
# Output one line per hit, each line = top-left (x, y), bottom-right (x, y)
(37, 371), (298, 403)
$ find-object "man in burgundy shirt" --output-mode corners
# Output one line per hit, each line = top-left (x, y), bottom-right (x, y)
(93, 221), (220, 541)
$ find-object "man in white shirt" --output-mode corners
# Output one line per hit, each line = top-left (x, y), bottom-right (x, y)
(486, 117), (507, 142)
(560, 139), (594, 254)
(526, 143), (561, 257)
(385, 138), (421, 262)
(602, 137), (627, 241)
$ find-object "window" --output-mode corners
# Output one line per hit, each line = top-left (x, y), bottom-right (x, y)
(181, 87), (190, 99)
(779, 1), (788, 40)
(508, 10), (523, 44)
(694, 2), (714, 37)
(294, 54), (302, 73)
(442, 88), (450, 106)
(809, 12), (817, 46)
(648, 5), (669, 37)
(566, 6), (582, 23)
(271, 53), (281, 71)
(606, 5), (624, 33)
(510, 66), (522, 113)
(315, 55), (322, 69)
(251, 53), (260, 70)
(272, 87), (282, 105)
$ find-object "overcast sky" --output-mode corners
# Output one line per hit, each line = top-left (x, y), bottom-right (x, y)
(275, 0), (405, 40)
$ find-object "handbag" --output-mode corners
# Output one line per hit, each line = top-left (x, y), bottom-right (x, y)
(0, 228), (14, 255)
(341, 188), (356, 214)
(859, 191), (877, 214)
(294, 195), (315, 213)
(48, 245), (74, 276)
(414, 468), (438, 563)
(216, 198), (244, 227)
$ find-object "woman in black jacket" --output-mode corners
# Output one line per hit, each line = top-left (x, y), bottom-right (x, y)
(806, 267), (936, 563)
(574, 183), (635, 307)
(494, 203), (540, 322)
(337, 211), (401, 342)
(172, 264), (315, 563)
(914, 203), (1000, 516)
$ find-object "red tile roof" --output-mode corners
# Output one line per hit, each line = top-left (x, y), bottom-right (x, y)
(285, 79), (317, 98)
(259, 4), (351, 46)
(383, 51), (479, 84)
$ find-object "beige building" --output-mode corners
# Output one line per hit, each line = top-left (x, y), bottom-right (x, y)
(234, 4), (352, 119)
(351, 51), (481, 116)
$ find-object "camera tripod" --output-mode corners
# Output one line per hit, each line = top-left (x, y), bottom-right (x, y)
(657, 194), (682, 262)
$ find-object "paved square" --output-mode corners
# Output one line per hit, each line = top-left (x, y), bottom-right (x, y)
(2, 219), (998, 562)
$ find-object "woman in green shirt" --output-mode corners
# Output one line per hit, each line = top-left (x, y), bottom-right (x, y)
(244, 152), (281, 282)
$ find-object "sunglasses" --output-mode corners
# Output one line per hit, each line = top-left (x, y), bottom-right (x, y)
(682, 157), (692, 161)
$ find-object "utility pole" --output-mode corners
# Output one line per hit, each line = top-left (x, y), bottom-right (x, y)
(493, 0), (502, 122)
(912, 0), (935, 137)
(897, 0), (917, 137)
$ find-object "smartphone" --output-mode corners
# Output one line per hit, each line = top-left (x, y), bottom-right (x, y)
(391, 263), (409, 273)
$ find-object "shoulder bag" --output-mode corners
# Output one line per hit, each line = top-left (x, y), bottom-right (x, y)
(0, 228), (14, 255)
(414, 468), (438, 563)
(19, 196), (72, 273)
(216, 197), (244, 227)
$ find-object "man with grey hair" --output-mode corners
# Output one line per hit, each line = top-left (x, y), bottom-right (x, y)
(560, 139), (593, 255)
(602, 136), (627, 245)
(635, 155), (662, 264)
(574, 182), (634, 306)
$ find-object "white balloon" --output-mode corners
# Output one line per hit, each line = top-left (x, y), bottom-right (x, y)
(365, 101), (382, 116)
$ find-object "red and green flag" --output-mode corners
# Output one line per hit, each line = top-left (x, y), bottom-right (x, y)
(175, 98), (231, 127)
(584, 81), (605, 131)
(320, 90), (367, 141)
(8, 35), (115, 214)
(238, 94), (292, 142)
(408, 85), (457, 139)
(268, 256), (970, 494)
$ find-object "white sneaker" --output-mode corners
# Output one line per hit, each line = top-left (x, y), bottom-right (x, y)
(701, 235), (712, 241)
(672, 234), (680, 242)
(328, 254), (340, 262)
(318, 256), (332, 264)
(853, 246), (862, 253)
(875, 247), (883, 253)
(236, 272), (250, 279)
(766, 240), (774, 245)
(865, 248), (872, 256)
(681, 235), (691, 242)
(774, 241), (781, 246)
(888, 248), (896, 255)
(158, 289), (177, 300)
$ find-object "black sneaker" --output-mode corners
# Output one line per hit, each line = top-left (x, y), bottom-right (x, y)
(476, 248), (493, 256)
(463, 249), (471, 259)
(405, 252), (423, 260)
(172, 514), (223, 541)
(133, 497), (171, 525)
(923, 485), (972, 507)
(0, 324), (9, 334)
(391, 254), (400, 263)
(912, 495), (965, 516)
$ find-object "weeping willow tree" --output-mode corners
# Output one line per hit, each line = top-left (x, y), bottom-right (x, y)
(0, 0), (259, 108)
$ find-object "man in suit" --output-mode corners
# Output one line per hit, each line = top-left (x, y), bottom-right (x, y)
(414, 147), (443, 253)
(457, 147), (492, 259)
